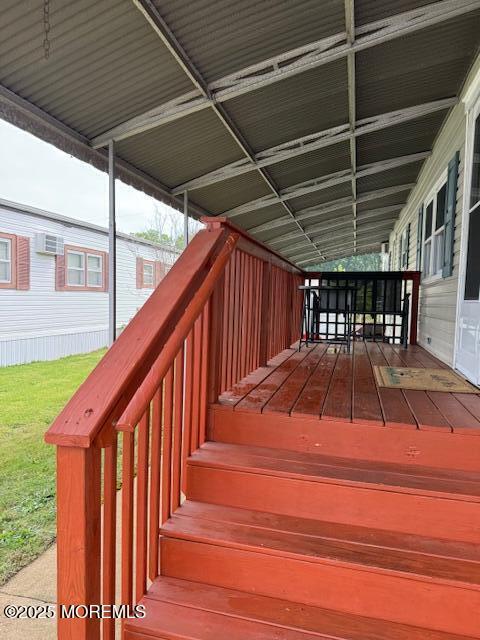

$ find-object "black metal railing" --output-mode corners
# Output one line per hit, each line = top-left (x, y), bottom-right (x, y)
(302, 271), (417, 347)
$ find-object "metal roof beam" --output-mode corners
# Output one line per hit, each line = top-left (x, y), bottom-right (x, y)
(228, 153), (427, 218)
(91, 0), (475, 148)
(172, 98), (446, 195)
(281, 205), (400, 254)
(298, 241), (382, 265)
(131, 0), (324, 262)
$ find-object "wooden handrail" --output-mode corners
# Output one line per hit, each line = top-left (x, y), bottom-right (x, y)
(45, 225), (229, 448)
(116, 232), (238, 432)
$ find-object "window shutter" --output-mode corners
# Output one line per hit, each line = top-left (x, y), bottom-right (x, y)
(442, 151), (460, 278)
(103, 252), (109, 292)
(155, 261), (166, 285)
(136, 257), (143, 289)
(16, 236), (30, 290)
(416, 205), (423, 270)
(405, 223), (410, 269)
(55, 254), (66, 290)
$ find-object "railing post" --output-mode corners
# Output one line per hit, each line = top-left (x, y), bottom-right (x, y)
(409, 272), (420, 345)
(259, 261), (271, 367)
(56, 445), (101, 639)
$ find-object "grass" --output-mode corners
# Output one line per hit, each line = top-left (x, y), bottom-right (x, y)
(0, 349), (106, 585)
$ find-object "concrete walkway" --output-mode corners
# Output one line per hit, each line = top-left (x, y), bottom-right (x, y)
(0, 544), (56, 639)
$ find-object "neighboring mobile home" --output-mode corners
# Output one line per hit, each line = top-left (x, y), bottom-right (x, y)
(388, 56), (480, 386)
(0, 199), (180, 366)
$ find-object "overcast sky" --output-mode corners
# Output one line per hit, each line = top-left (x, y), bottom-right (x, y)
(0, 118), (183, 235)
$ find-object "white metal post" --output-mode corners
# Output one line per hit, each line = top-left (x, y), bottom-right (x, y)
(108, 140), (117, 345)
(183, 190), (189, 247)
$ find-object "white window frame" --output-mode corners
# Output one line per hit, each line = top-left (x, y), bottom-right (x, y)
(421, 171), (448, 283)
(87, 253), (103, 288)
(142, 261), (154, 287)
(0, 237), (12, 284)
(66, 250), (85, 287)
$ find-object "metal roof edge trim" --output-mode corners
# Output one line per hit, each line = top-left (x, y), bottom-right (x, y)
(0, 84), (206, 221)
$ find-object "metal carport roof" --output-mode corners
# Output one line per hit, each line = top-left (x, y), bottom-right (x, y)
(1, 0), (480, 265)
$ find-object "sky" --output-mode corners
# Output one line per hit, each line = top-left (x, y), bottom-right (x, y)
(0, 118), (185, 236)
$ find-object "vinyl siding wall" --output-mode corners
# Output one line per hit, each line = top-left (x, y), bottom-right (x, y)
(389, 104), (466, 366)
(0, 205), (179, 366)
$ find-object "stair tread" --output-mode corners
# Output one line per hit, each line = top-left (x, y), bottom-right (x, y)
(189, 442), (480, 500)
(162, 501), (480, 585)
(126, 576), (476, 640)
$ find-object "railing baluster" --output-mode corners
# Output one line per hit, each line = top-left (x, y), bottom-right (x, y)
(171, 347), (184, 511)
(102, 438), (117, 640)
(161, 367), (174, 524)
(135, 409), (150, 601)
(190, 315), (202, 453)
(121, 430), (135, 606)
(148, 386), (162, 581)
(199, 304), (210, 446)
(182, 331), (194, 493)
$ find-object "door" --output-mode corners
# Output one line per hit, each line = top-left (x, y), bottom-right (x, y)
(456, 105), (480, 386)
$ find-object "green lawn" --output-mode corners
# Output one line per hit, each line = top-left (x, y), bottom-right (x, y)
(0, 349), (106, 585)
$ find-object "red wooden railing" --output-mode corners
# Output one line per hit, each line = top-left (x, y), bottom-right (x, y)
(45, 217), (303, 639)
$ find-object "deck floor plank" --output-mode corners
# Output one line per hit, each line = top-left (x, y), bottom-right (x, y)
(264, 345), (328, 415)
(236, 346), (314, 413)
(428, 392), (480, 434)
(321, 350), (353, 422)
(365, 342), (417, 429)
(291, 348), (339, 417)
(352, 342), (384, 426)
(219, 348), (295, 408)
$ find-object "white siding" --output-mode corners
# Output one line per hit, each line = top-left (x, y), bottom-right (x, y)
(389, 105), (466, 366)
(0, 205), (179, 366)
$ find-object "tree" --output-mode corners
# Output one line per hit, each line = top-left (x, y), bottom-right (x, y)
(134, 203), (204, 249)
(306, 252), (383, 272)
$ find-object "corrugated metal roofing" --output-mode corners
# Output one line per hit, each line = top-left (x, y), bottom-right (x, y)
(155, 0), (346, 82)
(356, 161), (424, 195)
(0, 0), (192, 137)
(1, 0), (479, 263)
(268, 142), (351, 191)
(356, 14), (480, 119)
(224, 60), (349, 153)
(115, 108), (244, 188)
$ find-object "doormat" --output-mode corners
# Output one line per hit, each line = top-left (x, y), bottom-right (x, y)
(373, 366), (479, 393)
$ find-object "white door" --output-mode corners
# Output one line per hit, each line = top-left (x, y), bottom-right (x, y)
(456, 102), (480, 386)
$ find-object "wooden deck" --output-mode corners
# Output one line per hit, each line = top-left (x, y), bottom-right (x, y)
(218, 341), (480, 434)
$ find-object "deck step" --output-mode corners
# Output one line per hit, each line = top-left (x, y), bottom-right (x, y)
(186, 442), (480, 542)
(160, 501), (480, 636)
(209, 403), (480, 472)
(124, 576), (477, 640)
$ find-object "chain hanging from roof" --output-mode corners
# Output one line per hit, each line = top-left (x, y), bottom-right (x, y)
(43, 0), (51, 59)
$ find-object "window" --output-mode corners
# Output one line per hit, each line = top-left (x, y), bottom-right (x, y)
(67, 251), (85, 286)
(143, 261), (154, 287)
(465, 113), (480, 300)
(87, 254), (103, 287)
(0, 232), (30, 290)
(0, 237), (11, 284)
(422, 180), (447, 279)
(400, 224), (410, 270)
(136, 257), (164, 289)
(58, 245), (107, 291)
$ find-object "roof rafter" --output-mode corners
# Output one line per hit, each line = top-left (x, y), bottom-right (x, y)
(91, 0), (476, 148)
(130, 0), (324, 261)
(261, 183), (414, 244)
(345, 0), (357, 251)
(228, 152), (428, 218)
(171, 99), (451, 194)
